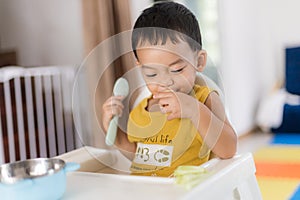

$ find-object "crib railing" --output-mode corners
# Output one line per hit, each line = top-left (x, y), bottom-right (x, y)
(0, 66), (80, 164)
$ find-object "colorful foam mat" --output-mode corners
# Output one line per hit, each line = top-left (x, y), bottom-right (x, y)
(253, 133), (300, 200)
(271, 133), (300, 145)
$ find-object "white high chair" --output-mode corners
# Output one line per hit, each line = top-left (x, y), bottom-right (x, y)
(57, 67), (262, 199)
(58, 147), (261, 200)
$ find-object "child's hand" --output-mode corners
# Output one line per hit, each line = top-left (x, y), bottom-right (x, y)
(102, 96), (125, 132)
(153, 91), (200, 121)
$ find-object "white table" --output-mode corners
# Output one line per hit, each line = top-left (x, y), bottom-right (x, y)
(58, 148), (262, 200)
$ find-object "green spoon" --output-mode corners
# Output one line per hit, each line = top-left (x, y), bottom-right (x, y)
(105, 78), (129, 146)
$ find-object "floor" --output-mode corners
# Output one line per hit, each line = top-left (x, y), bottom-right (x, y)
(237, 131), (273, 154)
(238, 131), (300, 200)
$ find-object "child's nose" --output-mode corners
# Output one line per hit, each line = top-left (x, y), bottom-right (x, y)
(160, 76), (174, 87)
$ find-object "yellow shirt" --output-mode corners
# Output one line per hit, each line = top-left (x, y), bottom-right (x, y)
(127, 85), (212, 177)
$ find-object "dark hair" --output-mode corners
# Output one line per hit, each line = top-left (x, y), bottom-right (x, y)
(132, 1), (202, 59)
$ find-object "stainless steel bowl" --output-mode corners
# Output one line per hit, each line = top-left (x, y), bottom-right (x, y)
(0, 158), (65, 184)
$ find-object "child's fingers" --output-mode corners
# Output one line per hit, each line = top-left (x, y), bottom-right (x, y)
(158, 97), (172, 107)
(159, 102), (171, 112)
(102, 96), (126, 132)
(102, 96), (125, 119)
(104, 95), (125, 104)
(103, 103), (124, 116)
(153, 91), (174, 99)
(111, 106), (123, 117)
(115, 95), (126, 100)
(103, 97), (124, 109)
(154, 92), (179, 107)
(167, 114), (176, 121)
(166, 111), (179, 121)
(162, 105), (179, 117)
(109, 100), (124, 109)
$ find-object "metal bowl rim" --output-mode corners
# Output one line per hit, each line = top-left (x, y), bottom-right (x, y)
(0, 158), (66, 184)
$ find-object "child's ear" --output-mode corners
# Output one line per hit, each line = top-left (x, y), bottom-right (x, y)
(196, 50), (207, 72)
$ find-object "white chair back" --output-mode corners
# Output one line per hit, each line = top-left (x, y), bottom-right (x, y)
(0, 66), (80, 164)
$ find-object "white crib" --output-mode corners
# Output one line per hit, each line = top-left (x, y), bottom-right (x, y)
(0, 66), (81, 164)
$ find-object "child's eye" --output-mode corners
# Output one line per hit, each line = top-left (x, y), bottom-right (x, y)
(145, 73), (157, 77)
(170, 67), (184, 73)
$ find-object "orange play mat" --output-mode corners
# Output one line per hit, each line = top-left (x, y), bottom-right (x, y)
(254, 145), (300, 199)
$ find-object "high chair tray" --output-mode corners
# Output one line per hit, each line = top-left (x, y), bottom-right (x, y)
(62, 153), (261, 200)
(63, 172), (183, 200)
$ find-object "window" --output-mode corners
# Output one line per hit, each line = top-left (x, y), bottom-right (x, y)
(155, 0), (221, 67)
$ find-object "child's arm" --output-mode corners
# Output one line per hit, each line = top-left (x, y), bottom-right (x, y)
(114, 128), (137, 160)
(102, 96), (136, 158)
(194, 92), (237, 159)
(153, 91), (237, 159)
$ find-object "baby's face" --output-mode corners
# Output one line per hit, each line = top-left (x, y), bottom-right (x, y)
(136, 40), (205, 95)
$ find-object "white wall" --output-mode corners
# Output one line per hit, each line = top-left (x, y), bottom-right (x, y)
(0, 0), (83, 66)
(219, 0), (300, 135)
(0, 0), (151, 66)
(129, 0), (152, 27)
